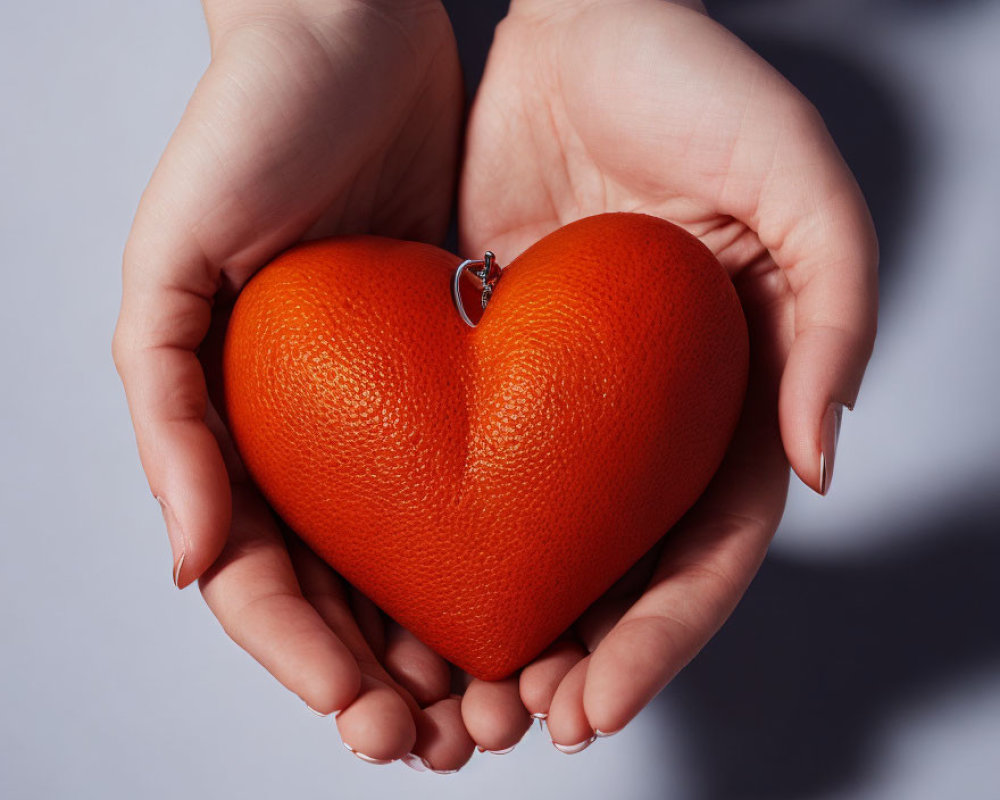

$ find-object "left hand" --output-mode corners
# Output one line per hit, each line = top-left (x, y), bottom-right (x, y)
(456, 0), (877, 751)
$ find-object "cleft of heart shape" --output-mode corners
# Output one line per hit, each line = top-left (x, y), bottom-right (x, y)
(223, 212), (748, 680)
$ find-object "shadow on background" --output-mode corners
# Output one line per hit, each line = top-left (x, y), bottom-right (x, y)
(442, 2), (998, 798)
(733, 35), (913, 296)
(666, 488), (1000, 799)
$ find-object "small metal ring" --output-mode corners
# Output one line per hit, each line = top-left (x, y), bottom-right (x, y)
(451, 251), (501, 328)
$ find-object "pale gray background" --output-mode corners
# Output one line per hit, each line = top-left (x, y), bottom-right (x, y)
(2, 0), (998, 798)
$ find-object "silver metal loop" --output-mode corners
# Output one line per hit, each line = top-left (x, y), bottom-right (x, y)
(451, 251), (502, 328)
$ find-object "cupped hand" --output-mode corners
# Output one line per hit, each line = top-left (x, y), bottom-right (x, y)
(458, 0), (877, 749)
(112, 0), (497, 770)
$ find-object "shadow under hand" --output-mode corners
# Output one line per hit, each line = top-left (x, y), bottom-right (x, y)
(746, 38), (912, 296)
(663, 487), (1000, 800)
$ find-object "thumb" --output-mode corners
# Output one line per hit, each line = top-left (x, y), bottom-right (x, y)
(753, 101), (878, 494)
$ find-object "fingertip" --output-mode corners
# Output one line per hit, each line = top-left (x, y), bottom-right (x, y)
(337, 675), (417, 763)
(153, 427), (232, 588)
(460, 677), (530, 752)
(546, 658), (594, 749)
(304, 656), (363, 717)
(412, 697), (475, 773)
(519, 638), (586, 717)
(581, 618), (677, 737)
(778, 328), (864, 494)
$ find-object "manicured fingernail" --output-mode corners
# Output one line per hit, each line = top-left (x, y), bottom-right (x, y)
(594, 728), (620, 738)
(157, 496), (187, 587)
(530, 712), (548, 719)
(171, 551), (186, 588)
(819, 402), (844, 495)
(343, 741), (394, 765)
(476, 744), (515, 755)
(305, 703), (329, 717)
(431, 768), (459, 775)
(401, 753), (429, 772)
(553, 734), (596, 754)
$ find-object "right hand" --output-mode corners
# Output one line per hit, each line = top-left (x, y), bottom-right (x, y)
(112, 0), (522, 771)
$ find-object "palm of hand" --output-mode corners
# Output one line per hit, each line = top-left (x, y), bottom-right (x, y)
(457, 0), (871, 746)
(462, 2), (805, 268)
(191, 9), (462, 281)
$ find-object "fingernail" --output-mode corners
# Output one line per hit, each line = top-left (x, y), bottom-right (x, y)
(476, 744), (516, 755)
(305, 703), (329, 717)
(172, 551), (186, 589)
(431, 768), (460, 775)
(594, 728), (619, 738)
(401, 753), (429, 772)
(156, 496), (187, 588)
(553, 734), (596, 754)
(530, 712), (548, 719)
(342, 741), (394, 765)
(819, 402), (844, 495)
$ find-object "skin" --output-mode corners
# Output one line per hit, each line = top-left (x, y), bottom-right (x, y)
(113, 0), (877, 769)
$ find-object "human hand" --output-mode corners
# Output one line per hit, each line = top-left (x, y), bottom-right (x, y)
(113, 0), (485, 770)
(458, 0), (877, 750)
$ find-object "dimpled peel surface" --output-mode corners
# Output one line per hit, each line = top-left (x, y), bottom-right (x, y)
(223, 213), (748, 680)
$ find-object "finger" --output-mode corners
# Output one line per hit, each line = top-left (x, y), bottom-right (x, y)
(383, 623), (452, 707)
(460, 676), (531, 754)
(581, 511), (780, 737)
(113, 268), (230, 587)
(573, 543), (663, 651)
(546, 658), (596, 753)
(405, 696), (476, 774)
(198, 484), (362, 714)
(749, 99), (878, 494)
(334, 674), (417, 764)
(580, 367), (789, 737)
(284, 537), (379, 671)
(285, 539), (422, 763)
(519, 637), (587, 720)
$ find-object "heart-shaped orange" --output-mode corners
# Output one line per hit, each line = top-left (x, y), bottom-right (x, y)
(223, 213), (748, 680)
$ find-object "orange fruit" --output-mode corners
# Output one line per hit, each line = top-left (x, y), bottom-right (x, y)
(223, 213), (748, 680)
